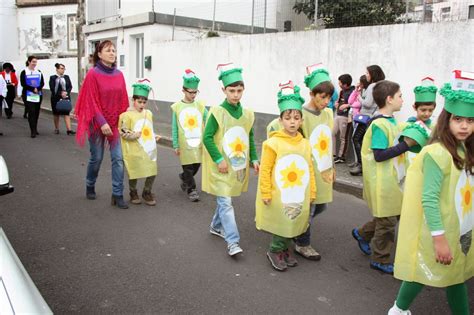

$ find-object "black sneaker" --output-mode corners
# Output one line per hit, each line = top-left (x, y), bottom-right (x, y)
(350, 163), (363, 176)
(334, 157), (346, 164)
(348, 161), (358, 168)
(188, 189), (200, 202)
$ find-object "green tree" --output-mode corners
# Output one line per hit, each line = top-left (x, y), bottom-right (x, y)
(293, 0), (407, 28)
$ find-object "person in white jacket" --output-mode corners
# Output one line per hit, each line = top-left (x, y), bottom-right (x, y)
(0, 75), (7, 135)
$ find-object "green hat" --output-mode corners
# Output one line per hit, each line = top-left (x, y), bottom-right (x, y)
(217, 63), (243, 87)
(440, 70), (474, 118)
(304, 63), (331, 90)
(183, 69), (200, 89)
(414, 77), (437, 102)
(132, 81), (152, 98)
(277, 81), (304, 113)
(399, 123), (431, 153)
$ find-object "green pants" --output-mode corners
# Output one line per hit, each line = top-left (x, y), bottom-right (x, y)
(396, 281), (470, 314)
(270, 235), (291, 253)
(129, 176), (156, 192)
(358, 216), (398, 263)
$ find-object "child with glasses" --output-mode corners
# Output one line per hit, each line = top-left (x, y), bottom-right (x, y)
(171, 69), (208, 202)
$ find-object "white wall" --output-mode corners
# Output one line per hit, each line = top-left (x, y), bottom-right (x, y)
(17, 4), (77, 59)
(140, 20), (474, 121)
(0, 0), (20, 61)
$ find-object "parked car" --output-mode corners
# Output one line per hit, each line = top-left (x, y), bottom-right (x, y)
(0, 155), (52, 314)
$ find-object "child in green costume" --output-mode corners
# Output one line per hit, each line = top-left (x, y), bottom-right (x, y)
(389, 70), (474, 315)
(171, 69), (208, 202)
(256, 81), (316, 271)
(293, 63), (335, 261)
(202, 63), (259, 256)
(403, 77), (437, 167)
(119, 80), (159, 206)
(351, 80), (417, 274)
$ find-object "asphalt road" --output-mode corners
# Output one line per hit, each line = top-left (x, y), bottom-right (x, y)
(0, 107), (472, 314)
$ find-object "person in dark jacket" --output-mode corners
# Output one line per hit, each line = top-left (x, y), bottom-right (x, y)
(20, 56), (44, 138)
(49, 63), (75, 135)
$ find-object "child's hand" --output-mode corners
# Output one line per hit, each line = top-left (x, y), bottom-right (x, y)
(433, 235), (453, 265)
(263, 199), (271, 205)
(404, 136), (417, 147)
(218, 160), (228, 173)
(155, 135), (161, 142)
(134, 131), (142, 138)
(174, 148), (180, 156)
(253, 161), (260, 174)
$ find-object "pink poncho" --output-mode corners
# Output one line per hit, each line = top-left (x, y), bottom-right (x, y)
(75, 62), (129, 147)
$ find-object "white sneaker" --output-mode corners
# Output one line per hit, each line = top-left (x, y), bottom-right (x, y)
(227, 243), (243, 256)
(388, 301), (412, 315)
(209, 226), (225, 239)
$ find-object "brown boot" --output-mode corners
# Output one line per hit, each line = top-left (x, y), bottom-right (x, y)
(129, 190), (141, 204)
(142, 190), (156, 206)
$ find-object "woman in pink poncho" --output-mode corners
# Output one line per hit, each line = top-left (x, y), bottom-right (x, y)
(75, 40), (130, 209)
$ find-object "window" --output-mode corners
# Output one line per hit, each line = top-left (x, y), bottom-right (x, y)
(67, 14), (78, 50)
(41, 16), (53, 39)
(441, 7), (450, 14)
(440, 6), (450, 21)
(135, 36), (144, 78)
(469, 5), (474, 19)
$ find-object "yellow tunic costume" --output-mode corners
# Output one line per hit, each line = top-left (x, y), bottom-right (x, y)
(301, 107), (334, 204)
(395, 143), (474, 287)
(119, 109), (158, 179)
(171, 100), (206, 165)
(362, 118), (406, 217)
(256, 131), (316, 238)
(202, 106), (254, 197)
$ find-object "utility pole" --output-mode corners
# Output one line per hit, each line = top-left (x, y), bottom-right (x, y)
(314, 0), (318, 24)
(405, 0), (409, 23)
(76, 0), (86, 88)
(212, 0), (216, 32)
(172, 8), (176, 40)
(422, 0), (426, 23)
(263, 0), (267, 33)
(251, 0), (255, 34)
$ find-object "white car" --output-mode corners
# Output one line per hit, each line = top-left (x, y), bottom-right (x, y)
(0, 156), (52, 314)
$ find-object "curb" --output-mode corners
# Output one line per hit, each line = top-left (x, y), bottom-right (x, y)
(15, 100), (363, 199)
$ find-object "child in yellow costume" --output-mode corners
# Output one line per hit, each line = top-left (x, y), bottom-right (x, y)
(293, 63), (335, 261)
(202, 63), (259, 256)
(351, 80), (417, 274)
(388, 70), (474, 315)
(171, 69), (208, 202)
(403, 77), (437, 167)
(119, 81), (159, 206)
(256, 81), (316, 272)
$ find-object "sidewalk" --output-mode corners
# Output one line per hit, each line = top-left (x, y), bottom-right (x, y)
(14, 98), (363, 198)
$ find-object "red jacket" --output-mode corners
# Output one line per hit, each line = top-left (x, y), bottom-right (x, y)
(1, 71), (18, 86)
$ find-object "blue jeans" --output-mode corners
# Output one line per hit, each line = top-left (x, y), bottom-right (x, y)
(210, 196), (240, 245)
(294, 203), (327, 246)
(86, 135), (124, 196)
